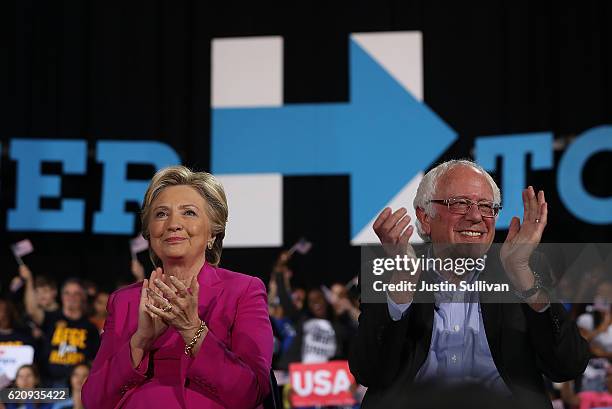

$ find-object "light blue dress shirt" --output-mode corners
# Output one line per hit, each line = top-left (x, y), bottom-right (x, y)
(387, 267), (512, 394)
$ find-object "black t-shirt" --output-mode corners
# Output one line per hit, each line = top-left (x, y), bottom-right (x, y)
(0, 329), (35, 347)
(41, 311), (100, 381)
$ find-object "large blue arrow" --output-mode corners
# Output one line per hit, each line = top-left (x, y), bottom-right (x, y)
(212, 38), (457, 238)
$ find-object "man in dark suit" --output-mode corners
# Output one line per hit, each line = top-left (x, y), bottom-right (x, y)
(349, 159), (589, 409)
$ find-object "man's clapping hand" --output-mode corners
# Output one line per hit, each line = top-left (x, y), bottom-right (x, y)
(373, 207), (418, 304)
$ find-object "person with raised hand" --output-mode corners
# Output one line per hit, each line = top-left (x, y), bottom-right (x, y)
(350, 159), (588, 409)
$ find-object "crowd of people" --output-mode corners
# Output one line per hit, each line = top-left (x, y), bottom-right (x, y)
(266, 251), (363, 408)
(0, 259), (150, 408)
(0, 274), (92, 407)
(1, 249), (612, 408)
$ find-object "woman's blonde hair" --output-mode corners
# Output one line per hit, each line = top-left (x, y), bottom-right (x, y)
(141, 166), (228, 267)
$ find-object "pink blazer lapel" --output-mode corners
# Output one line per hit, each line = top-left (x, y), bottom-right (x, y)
(197, 263), (224, 323)
(179, 263), (224, 405)
(122, 290), (140, 338)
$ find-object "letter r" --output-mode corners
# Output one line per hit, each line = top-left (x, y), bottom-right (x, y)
(93, 141), (181, 234)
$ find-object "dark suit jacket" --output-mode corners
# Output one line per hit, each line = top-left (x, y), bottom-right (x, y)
(349, 252), (590, 409)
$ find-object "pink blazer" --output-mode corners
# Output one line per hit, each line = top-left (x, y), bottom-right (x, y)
(82, 263), (273, 409)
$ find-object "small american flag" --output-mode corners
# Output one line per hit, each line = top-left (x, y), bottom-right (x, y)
(289, 238), (312, 255)
(320, 285), (338, 304)
(11, 239), (34, 258)
(345, 276), (359, 289)
(130, 235), (149, 258)
(11, 239), (34, 264)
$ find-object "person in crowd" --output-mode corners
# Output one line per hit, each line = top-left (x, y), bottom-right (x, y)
(81, 281), (98, 301)
(561, 371), (612, 409)
(568, 264), (609, 312)
(19, 267), (59, 315)
(0, 298), (40, 389)
(89, 291), (109, 334)
(270, 251), (353, 370)
(270, 251), (305, 310)
(1, 365), (53, 409)
(23, 276), (99, 387)
(50, 363), (90, 409)
(276, 284), (355, 409)
(82, 165), (273, 409)
(16, 268), (60, 342)
(268, 282), (293, 366)
(330, 282), (360, 328)
(292, 287), (306, 311)
(277, 282), (353, 369)
(349, 159), (589, 409)
(81, 281), (99, 319)
(576, 280), (612, 350)
(131, 258), (146, 283)
(565, 279), (612, 393)
(268, 251), (298, 366)
(36, 277), (59, 314)
(0, 298), (35, 347)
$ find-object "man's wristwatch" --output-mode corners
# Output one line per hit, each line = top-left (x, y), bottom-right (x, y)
(512, 270), (543, 300)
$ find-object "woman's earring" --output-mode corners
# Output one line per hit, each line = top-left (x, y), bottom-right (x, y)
(207, 241), (213, 250)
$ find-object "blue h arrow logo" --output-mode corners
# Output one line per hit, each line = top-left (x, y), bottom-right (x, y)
(212, 35), (457, 239)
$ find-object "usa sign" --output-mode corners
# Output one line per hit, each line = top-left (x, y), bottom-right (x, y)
(289, 360), (356, 407)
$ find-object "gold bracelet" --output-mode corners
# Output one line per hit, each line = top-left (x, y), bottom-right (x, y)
(184, 320), (206, 356)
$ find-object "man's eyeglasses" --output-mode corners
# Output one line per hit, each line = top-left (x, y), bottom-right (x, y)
(428, 197), (501, 218)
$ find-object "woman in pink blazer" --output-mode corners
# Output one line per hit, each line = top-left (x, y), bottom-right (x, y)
(82, 166), (273, 409)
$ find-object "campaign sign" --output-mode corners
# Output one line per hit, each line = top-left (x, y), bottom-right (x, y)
(0, 345), (35, 387)
(289, 360), (356, 407)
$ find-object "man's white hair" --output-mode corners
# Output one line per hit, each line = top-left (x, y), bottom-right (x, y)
(413, 159), (501, 242)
